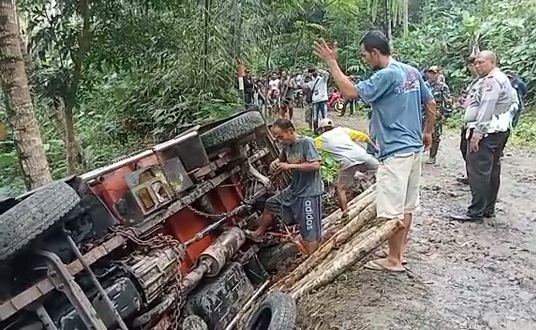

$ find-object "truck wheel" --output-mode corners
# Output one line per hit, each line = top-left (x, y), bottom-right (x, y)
(182, 315), (208, 330)
(200, 111), (265, 149)
(0, 181), (81, 260)
(246, 292), (297, 330)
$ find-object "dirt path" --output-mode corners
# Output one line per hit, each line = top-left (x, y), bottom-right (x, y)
(292, 111), (536, 330)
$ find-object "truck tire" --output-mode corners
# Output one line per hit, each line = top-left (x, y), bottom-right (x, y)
(246, 292), (297, 330)
(182, 315), (208, 330)
(200, 111), (265, 149)
(0, 181), (81, 260)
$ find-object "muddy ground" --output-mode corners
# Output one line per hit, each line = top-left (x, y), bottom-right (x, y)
(292, 111), (536, 330)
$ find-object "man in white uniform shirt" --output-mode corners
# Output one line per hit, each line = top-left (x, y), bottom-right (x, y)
(450, 51), (512, 222)
(303, 67), (329, 130)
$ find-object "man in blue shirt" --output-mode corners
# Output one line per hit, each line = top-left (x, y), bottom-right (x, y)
(313, 30), (436, 272)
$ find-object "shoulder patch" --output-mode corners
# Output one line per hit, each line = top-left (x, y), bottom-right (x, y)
(484, 79), (495, 91)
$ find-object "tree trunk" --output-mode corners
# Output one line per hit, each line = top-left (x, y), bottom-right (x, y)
(0, 0), (52, 189)
(64, 0), (91, 174)
(387, 11), (393, 45)
(49, 101), (85, 168)
(403, 0), (409, 35)
(265, 35), (273, 71)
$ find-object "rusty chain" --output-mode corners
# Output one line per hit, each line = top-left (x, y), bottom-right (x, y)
(110, 226), (185, 329)
(186, 203), (249, 219)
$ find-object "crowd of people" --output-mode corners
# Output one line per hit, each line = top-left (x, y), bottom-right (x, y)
(244, 29), (526, 273)
(243, 67), (362, 129)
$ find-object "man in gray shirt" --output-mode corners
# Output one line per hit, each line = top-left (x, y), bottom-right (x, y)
(248, 119), (324, 254)
(451, 50), (512, 222)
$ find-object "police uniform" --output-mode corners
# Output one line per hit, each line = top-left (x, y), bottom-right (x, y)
(424, 80), (452, 164)
(460, 67), (512, 219)
(459, 77), (481, 164)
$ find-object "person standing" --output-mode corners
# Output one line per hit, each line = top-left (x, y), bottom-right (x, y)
(339, 75), (358, 116)
(302, 74), (314, 130)
(244, 68), (254, 107)
(280, 71), (295, 120)
(450, 51), (512, 222)
(267, 73), (281, 116)
(302, 67), (330, 130)
(313, 30), (436, 272)
(425, 66), (453, 164)
(506, 71), (527, 128)
(247, 119), (323, 255)
(456, 56), (480, 185)
(315, 118), (379, 210)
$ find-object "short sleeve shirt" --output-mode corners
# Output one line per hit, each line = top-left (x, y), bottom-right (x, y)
(355, 60), (433, 160)
(280, 136), (323, 204)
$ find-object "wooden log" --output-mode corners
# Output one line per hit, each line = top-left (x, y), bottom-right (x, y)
(290, 219), (405, 299)
(324, 191), (376, 233)
(352, 182), (376, 205)
(288, 226), (377, 294)
(274, 202), (376, 291)
(323, 186), (376, 232)
(321, 183), (376, 228)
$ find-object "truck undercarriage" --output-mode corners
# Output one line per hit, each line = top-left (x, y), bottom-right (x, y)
(0, 110), (297, 330)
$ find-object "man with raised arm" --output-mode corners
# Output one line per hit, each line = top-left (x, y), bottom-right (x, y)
(313, 30), (436, 272)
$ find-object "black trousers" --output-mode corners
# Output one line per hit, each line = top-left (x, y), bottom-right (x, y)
(466, 130), (510, 217)
(245, 92), (253, 106)
(340, 99), (356, 115)
(460, 127), (468, 162)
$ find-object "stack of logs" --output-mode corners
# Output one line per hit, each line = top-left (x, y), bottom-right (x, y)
(271, 183), (405, 299)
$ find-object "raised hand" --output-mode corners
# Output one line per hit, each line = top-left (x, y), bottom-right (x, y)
(313, 38), (338, 62)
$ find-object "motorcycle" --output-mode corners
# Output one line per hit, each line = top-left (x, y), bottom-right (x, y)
(328, 90), (344, 113)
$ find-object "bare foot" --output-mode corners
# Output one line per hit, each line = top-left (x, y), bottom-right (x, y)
(364, 258), (405, 272)
(374, 249), (408, 264)
(244, 229), (263, 243)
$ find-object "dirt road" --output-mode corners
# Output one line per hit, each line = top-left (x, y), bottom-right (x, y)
(293, 111), (536, 330)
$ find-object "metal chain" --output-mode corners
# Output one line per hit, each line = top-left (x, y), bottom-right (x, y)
(186, 203), (247, 219)
(110, 226), (185, 329)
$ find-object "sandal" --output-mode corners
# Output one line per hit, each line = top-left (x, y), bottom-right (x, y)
(374, 249), (408, 264)
(364, 259), (406, 273)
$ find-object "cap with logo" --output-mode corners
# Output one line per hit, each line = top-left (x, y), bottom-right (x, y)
(318, 118), (333, 128)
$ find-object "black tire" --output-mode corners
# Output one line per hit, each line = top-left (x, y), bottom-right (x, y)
(182, 315), (208, 330)
(200, 111), (265, 149)
(0, 181), (81, 260)
(246, 292), (297, 330)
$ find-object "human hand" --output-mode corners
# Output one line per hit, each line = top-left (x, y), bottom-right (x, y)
(469, 132), (482, 153)
(423, 133), (432, 151)
(270, 159), (281, 172)
(313, 39), (338, 62)
(277, 162), (293, 171)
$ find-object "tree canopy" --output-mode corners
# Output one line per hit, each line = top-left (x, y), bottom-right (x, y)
(0, 0), (535, 193)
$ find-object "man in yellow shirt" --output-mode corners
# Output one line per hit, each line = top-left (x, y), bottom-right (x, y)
(315, 118), (379, 210)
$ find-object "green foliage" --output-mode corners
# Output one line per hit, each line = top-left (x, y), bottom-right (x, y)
(296, 127), (338, 183)
(3, 0), (536, 195)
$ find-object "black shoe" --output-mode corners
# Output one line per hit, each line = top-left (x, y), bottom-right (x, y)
(483, 208), (495, 218)
(449, 212), (484, 223)
(456, 177), (469, 185)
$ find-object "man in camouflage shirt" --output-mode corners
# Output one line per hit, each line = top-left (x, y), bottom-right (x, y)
(424, 66), (452, 164)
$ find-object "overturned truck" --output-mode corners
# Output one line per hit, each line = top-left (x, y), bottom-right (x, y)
(0, 110), (297, 330)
